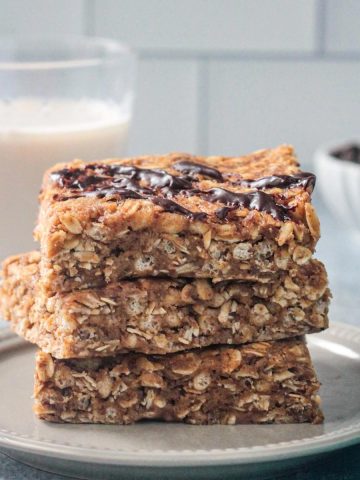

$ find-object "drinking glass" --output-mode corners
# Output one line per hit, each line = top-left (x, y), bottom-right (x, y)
(0, 36), (136, 258)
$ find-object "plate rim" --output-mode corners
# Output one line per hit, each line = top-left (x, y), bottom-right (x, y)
(0, 322), (359, 468)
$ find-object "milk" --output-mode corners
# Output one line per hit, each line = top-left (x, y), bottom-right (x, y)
(0, 98), (130, 258)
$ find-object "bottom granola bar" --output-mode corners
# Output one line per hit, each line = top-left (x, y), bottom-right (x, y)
(34, 338), (323, 424)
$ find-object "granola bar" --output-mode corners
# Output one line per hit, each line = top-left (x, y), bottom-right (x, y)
(1, 252), (330, 358)
(35, 145), (320, 294)
(34, 338), (323, 424)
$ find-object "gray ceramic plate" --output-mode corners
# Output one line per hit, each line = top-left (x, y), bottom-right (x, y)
(0, 322), (359, 479)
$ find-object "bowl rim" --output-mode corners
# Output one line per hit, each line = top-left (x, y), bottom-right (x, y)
(314, 139), (360, 167)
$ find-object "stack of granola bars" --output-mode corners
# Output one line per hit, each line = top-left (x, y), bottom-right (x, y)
(0, 145), (330, 424)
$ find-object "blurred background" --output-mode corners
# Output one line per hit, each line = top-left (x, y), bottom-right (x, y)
(0, 2), (360, 479)
(1, 0), (359, 165)
(1, 0), (359, 323)
(0, 0), (359, 322)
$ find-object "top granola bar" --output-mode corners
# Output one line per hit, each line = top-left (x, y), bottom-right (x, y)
(35, 145), (320, 293)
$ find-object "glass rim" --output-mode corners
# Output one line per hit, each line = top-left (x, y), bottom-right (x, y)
(0, 35), (135, 71)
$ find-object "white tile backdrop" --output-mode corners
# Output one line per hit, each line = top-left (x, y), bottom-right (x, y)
(325, 0), (360, 53)
(1, 0), (360, 167)
(94, 0), (318, 53)
(0, 0), (85, 35)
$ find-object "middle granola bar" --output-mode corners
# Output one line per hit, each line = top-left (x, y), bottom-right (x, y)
(1, 252), (330, 358)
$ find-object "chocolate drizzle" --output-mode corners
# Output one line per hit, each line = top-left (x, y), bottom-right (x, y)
(111, 165), (193, 191)
(152, 197), (207, 221)
(173, 159), (224, 181)
(52, 165), (193, 192)
(52, 165), (204, 220)
(51, 160), (314, 222)
(199, 188), (290, 221)
(233, 172), (316, 192)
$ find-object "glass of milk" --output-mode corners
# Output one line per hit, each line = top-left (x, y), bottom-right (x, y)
(0, 36), (135, 259)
